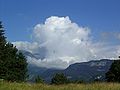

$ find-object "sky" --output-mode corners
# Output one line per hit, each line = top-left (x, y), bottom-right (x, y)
(0, 0), (120, 68)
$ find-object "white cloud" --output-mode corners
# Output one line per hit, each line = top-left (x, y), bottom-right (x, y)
(117, 46), (120, 56)
(91, 43), (120, 59)
(117, 33), (120, 40)
(27, 57), (69, 69)
(12, 41), (39, 53)
(13, 16), (120, 69)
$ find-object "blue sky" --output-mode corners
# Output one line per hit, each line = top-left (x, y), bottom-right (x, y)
(0, 0), (120, 43)
(1, 0), (120, 68)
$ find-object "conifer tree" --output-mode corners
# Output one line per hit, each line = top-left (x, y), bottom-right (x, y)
(105, 57), (120, 82)
(0, 21), (28, 82)
(51, 73), (69, 85)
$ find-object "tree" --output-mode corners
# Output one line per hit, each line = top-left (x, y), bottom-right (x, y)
(0, 21), (7, 80)
(51, 73), (69, 85)
(35, 75), (44, 83)
(118, 56), (120, 58)
(70, 79), (85, 84)
(105, 57), (120, 82)
(0, 22), (28, 82)
(0, 21), (6, 45)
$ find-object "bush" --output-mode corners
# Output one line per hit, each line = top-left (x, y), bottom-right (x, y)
(35, 75), (44, 83)
(51, 73), (69, 85)
(70, 80), (85, 84)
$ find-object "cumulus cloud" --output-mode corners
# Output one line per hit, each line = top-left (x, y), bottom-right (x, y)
(117, 33), (120, 40)
(12, 41), (39, 53)
(13, 16), (120, 69)
(91, 43), (120, 59)
(33, 16), (93, 60)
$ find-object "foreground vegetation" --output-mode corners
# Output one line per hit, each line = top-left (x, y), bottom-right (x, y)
(0, 82), (120, 90)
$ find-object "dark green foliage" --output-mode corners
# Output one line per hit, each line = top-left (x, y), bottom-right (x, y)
(105, 58), (120, 82)
(94, 78), (101, 82)
(51, 73), (69, 85)
(0, 22), (28, 82)
(119, 56), (120, 58)
(35, 75), (44, 83)
(70, 80), (85, 84)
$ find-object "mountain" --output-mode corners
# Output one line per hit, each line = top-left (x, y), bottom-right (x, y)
(20, 47), (46, 60)
(27, 64), (47, 82)
(20, 50), (37, 59)
(63, 59), (113, 82)
(27, 59), (113, 83)
(21, 50), (113, 82)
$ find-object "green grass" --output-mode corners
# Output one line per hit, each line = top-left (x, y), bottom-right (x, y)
(0, 82), (120, 90)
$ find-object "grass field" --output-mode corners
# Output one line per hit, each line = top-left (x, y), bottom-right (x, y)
(0, 82), (120, 90)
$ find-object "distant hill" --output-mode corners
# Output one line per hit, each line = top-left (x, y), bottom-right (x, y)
(21, 50), (113, 82)
(63, 59), (113, 82)
(27, 59), (113, 83)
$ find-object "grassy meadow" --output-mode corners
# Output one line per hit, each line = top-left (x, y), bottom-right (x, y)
(0, 82), (120, 90)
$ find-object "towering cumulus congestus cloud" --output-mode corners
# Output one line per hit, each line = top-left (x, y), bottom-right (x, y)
(13, 16), (120, 69)
(30, 16), (95, 68)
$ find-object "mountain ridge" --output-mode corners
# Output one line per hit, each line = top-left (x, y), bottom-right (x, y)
(28, 59), (113, 83)
(21, 50), (114, 82)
